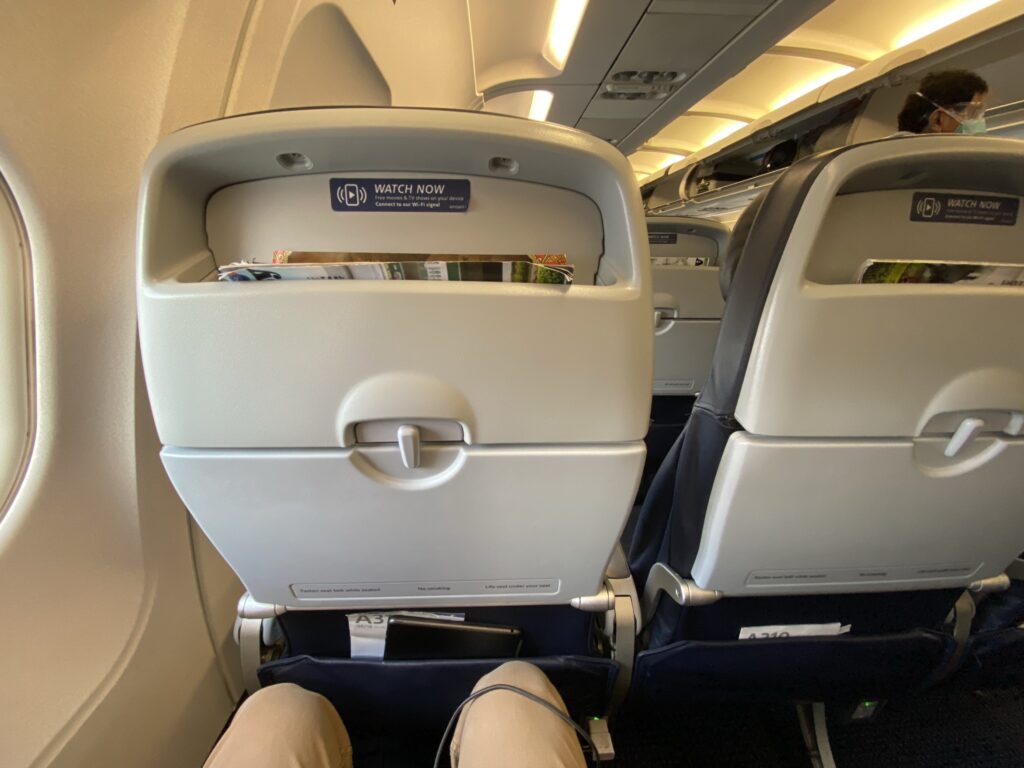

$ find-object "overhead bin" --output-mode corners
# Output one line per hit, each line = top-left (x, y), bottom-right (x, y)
(137, 108), (652, 609)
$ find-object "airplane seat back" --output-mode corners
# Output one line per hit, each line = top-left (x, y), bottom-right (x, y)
(638, 216), (729, 503)
(630, 136), (1024, 703)
(649, 216), (727, 397)
(137, 108), (653, 613)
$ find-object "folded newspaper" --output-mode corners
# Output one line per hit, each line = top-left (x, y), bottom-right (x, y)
(857, 259), (1024, 286)
(218, 251), (574, 285)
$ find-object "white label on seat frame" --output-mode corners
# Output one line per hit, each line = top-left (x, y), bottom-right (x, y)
(739, 623), (851, 640)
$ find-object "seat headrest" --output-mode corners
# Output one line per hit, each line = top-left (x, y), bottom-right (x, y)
(719, 194), (765, 300)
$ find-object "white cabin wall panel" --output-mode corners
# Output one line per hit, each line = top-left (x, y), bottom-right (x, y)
(159, 0), (258, 132)
(229, 0), (478, 115)
(0, 1), (250, 766)
(469, 0), (557, 91)
(46, 371), (238, 768)
(270, 3), (391, 109)
(190, 521), (246, 700)
(158, 0), (252, 709)
(226, 0), (300, 115)
(337, 0), (477, 107)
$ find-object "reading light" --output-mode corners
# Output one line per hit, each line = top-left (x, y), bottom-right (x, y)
(894, 0), (1001, 48)
(529, 90), (554, 121)
(543, 0), (589, 70)
(770, 64), (855, 112)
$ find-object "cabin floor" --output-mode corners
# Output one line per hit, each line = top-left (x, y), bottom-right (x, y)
(827, 686), (1024, 768)
(335, 683), (1024, 767)
(609, 685), (1024, 768)
(609, 701), (807, 767)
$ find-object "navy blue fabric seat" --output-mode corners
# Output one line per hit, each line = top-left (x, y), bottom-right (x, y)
(258, 604), (617, 737)
(953, 578), (1024, 689)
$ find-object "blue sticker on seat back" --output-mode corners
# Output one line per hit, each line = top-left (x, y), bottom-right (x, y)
(910, 191), (1019, 226)
(329, 178), (470, 212)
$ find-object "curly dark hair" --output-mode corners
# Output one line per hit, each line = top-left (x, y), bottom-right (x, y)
(897, 70), (989, 133)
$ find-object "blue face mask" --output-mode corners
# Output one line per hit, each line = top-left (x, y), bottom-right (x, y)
(956, 117), (987, 135)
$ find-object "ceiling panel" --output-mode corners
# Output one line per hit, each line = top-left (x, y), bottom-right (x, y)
(649, 0), (774, 13)
(629, 0), (1013, 181)
(593, 0), (833, 154)
(470, 1), (651, 131)
(556, 0), (652, 84)
(612, 11), (756, 74)
(576, 117), (648, 140)
(582, 94), (674, 120)
(574, 3), (773, 150)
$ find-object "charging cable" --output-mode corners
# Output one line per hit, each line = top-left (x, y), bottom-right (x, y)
(433, 683), (600, 768)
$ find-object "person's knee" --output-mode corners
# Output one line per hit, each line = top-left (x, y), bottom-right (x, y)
(473, 661), (565, 708)
(453, 663), (585, 768)
(239, 683), (338, 735)
(205, 683), (352, 768)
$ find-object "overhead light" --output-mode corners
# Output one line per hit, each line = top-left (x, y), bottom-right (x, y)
(895, 0), (1001, 48)
(543, 0), (589, 70)
(703, 120), (749, 148)
(770, 64), (855, 112)
(529, 90), (554, 121)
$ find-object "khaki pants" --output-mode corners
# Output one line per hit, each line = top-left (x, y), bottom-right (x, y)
(204, 661), (587, 768)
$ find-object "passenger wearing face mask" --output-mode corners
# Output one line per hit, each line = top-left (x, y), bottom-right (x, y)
(894, 69), (989, 136)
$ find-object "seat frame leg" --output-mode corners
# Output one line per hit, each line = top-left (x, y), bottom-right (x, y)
(237, 616), (264, 695)
(235, 595), (286, 695)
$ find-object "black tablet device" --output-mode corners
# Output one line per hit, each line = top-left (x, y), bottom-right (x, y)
(383, 616), (523, 660)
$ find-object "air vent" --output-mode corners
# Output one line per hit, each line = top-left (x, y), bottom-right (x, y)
(611, 70), (683, 84)
(603, 70), (686, 101)
(602, 82), (675, 101)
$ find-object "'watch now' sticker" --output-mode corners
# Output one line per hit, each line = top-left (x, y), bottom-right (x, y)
(910, 191), (1018, 226)
(330, 178), (471, 212)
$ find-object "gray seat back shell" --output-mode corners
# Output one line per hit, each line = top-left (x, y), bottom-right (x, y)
(633, 136), (1024, 601)
(138, 108), (653, 609)
(648, 216), (728, 395)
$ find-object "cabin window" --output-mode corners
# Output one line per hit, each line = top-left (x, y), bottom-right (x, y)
(0, 173), (33, 521)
